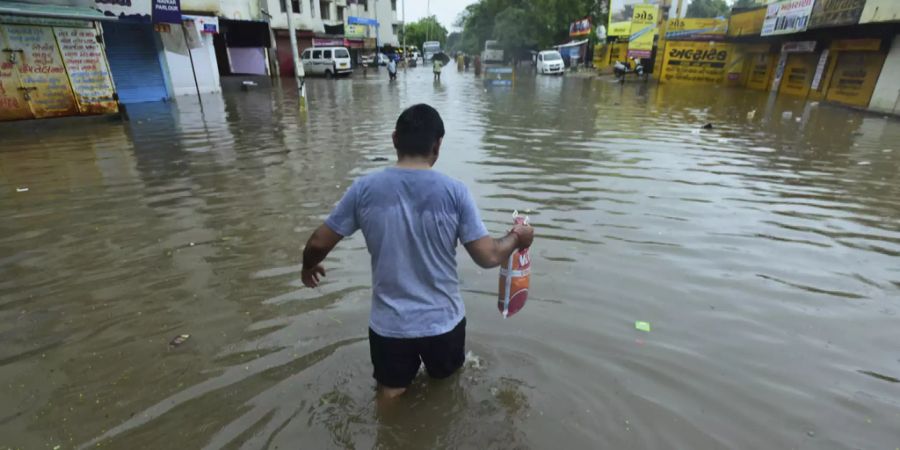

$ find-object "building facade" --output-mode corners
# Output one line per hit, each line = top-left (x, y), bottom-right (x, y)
(265, 0), (399, 77)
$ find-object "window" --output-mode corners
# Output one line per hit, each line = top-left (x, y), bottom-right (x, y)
(323, 49), (332, 59)
(360, 0), (368, 11)
(319, 0), (329, 20)
(280, 0), (300, 13)
(337, 6), (344, 21)
(391, 0), (396, 11)
(302, 49), (311, 59)
(392, 24), (399, 35)
(312, 50), (322, 59)
(310, 0), (315, 17)
(335, 48), (349, 58)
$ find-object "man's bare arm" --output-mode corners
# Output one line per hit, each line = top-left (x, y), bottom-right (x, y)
(464, 224), (534, 269)
(301, 224), (344, 287)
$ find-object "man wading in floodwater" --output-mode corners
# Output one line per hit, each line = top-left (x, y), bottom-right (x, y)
(301, 104), (534, 399)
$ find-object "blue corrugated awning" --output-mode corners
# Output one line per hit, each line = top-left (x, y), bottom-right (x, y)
(0, 1), (115, 21)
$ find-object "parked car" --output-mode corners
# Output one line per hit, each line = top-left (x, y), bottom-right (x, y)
(536, 50), (565, 75)
(301, 47), (353, 78)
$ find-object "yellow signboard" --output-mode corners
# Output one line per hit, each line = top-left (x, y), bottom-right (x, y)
(727, 7), (766, 37)
(609, 21), (631, 37)
(830, 38), (881, 52)
(779, 53), (817, 97)
(661, 41), (732, 84)
(746, 52), (776, 90)
(665, 18), (727, 40)
(628, 4), (657, 59)
(608, 42), (628, 66)
(825, 52), (886, 106)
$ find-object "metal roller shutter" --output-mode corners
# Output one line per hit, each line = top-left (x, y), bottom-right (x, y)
(102, 22), (168, 103)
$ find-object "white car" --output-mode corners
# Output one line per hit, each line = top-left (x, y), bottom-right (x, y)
(301, 46), (353, 78)
(536, 50), (565, 75)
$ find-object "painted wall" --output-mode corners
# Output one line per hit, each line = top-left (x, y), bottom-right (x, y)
(859, 0), (900, 23)
(868, 35), (900, 114)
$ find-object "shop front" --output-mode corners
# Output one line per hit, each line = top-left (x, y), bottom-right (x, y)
(0, 1), (117, 121)
(214, 18), (270, 76)
(158, 15), (221, 96)
(275, 28), (312, 77)
(819, 39), (886, 108)
(95, 0), (183, 104)
(771, 41), (818, 98)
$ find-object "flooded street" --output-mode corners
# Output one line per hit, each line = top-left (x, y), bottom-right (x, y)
(2, 66), (900, 449)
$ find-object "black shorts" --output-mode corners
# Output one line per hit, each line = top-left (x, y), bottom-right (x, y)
(369, 318), (466, 388)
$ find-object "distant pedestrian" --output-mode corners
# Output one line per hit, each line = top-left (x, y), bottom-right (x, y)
(464, 55), (470, 71)
(457, 53), (464, 72)
(433, 58), (443, 81)
(388, 59), (397, 81)
(473, 55), (482, 77)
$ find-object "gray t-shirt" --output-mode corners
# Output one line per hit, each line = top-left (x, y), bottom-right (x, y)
(326, 167), (489, 338)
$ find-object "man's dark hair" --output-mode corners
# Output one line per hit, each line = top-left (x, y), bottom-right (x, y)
(394, 104), (445, 157)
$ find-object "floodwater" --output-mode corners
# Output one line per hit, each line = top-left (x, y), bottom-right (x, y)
(2, 66), (900, 450)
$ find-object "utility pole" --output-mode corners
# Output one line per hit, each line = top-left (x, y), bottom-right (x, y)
(285, 1), (306, 108)
(426, 0), (430, 42)
(402, 0), (406, 70)
(373, 0), (379, 53)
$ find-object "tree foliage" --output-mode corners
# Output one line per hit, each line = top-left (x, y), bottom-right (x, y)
(456, 0), (602, 56)
(685, 0), (730, 18)
(399, 16), (448, 50)
(732, 0), (760, 8)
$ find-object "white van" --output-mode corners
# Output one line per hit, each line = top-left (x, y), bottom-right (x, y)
(301, 47), (352, 78)
(536, 50), (564, 75)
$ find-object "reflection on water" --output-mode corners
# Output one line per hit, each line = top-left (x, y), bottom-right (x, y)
(2, 67), (900, 449)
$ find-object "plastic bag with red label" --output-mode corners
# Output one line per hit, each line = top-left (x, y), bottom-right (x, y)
(498, 211), (531, 318)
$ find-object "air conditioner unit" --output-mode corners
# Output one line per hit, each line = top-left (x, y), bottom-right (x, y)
(335, 0), (347, 6)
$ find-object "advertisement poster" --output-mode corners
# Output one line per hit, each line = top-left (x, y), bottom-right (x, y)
(2, 24), (77, 118)
(762, 0), (815, 36)
(346, 24), (367, 39)
(569, 17), (591, 37)
(53, 27), (117, 114)
(825, 52), (886, 106)
(627, 4), (657, 59)
(661, 41), (732, 84)
(778, 53), (817, 97)
(746, 53), (775, 90)
(665, 18), (727, 41)
(608, 0), (659, 37)
(809, 0), (865, 29)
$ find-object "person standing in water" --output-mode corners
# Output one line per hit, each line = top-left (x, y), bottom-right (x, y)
(433, 58), (443, 81)
(387, 58), (397, 81)
(300, 104), (534, 399)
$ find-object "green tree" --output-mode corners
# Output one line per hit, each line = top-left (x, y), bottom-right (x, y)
(685, 0), (730, 18)
(493, 6), (538, 61)
(446, 31), (462, 53)
(399, 16), (449, 51)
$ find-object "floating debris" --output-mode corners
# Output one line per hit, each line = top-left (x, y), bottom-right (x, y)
(701, 123), (713, 130)
(857, 161), (871, 166)
(169, 334), (191, 347)
(16, 187), (28, 192)
(858, 369), (899, 383)
(746, 110), (756, 120)
(370, 156), (389, 162)
(635, 321), (651, 332)
(782, 111), (793, 120)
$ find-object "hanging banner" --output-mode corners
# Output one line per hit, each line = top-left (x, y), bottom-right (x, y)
(94, 0), (152, 18)
(53, 27), (117, 114)
(660, 41), (732, 84)
(569, 17), (591, 37)
(665, 18), (727, 41)
(182, 18), (203, 48)
(762, 0), (815, 36)
(809, 0), (865, 29)
(627, 4), (657, 59)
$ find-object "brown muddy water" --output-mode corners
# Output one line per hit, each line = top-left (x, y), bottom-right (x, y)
(1, 66), (900, 450)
